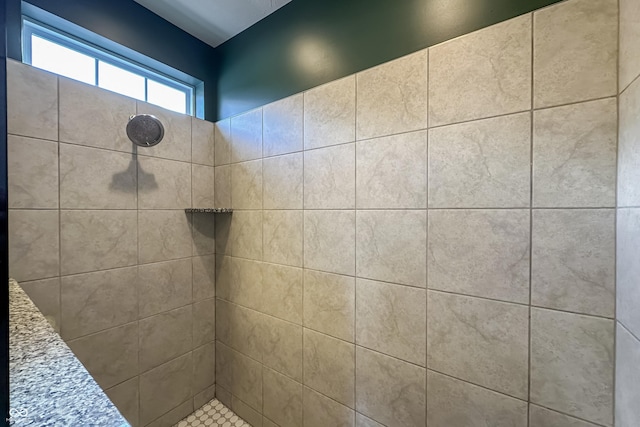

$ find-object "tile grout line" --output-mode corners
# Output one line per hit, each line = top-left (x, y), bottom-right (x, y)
(528, 10), (535, 426)
(353, 69), (359, 418)
(57, 75), (62, 338)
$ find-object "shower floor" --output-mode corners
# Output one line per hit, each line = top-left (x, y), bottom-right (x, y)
(174, 399), (251, 427)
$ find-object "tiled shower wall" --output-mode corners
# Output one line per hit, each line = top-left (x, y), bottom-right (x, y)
(615, 0), (640, 426)
(213, 0), (619, 426)
(6, 60), (216, 427)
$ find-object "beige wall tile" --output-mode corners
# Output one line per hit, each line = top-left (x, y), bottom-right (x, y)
(138, 210), (191, 264)
(60, 143), (137, 209)
(355, 413), (384, 427)
(533, 0), (617, 108)
(355, 346), (426, 426)
(429, 15), (531, 127)
(214, 165), (232, 208)
(216, 385), (232, 408)
(530, 404), (603, 427)
(139, 305), (193, 372)
(20, 277), (60, 332)
(191, 213), (216, 256)
(193, 255), (216, 301)
(231, 160), (263, 210)
(357, 50), (427, 139)
(193, 298), (216, 347)
(9, 209), (59, 282)
(304, 387), (355, 427)
(304, 76), (356, 150)
(262, 315), (303, 381)
(229, 210), (263, 260)
(194, 384), (216, 409)
(617, 209), (640, 338)
(263, 93), (303, 157)
(138, 156), (191, 210)
(304, 144), (355, 209)
(615, 324), (640, 427)
(192, 164), (215, 208)
(61, 267), (138, 340)
(192, 117), (215, 166)
(227, 303), (264, 361)
(139, 353), (193, 426)
(8, 135), (58, 209)
(618, 77), (640, 207)
(231, 108), (263, 163)
(193, 342), (216, 393)
(263, 210), (303, 267)
(356, 210), (427, 288)
(7, 61), (58, 141)
(356, 279), (426, 366)
(427, 291), (529, 399)
(105, 377), (139, 427)
(263, 367), (303, 427)
(138, 259), (192, 318)
(232, 350), (263, 411)
(427, 209), (530, 303)
(233, 396), (263, 427)
(146, 400), (194, 427)
(67, 323), (138, 389)
(530, 308), (614, 426)
(263, 153), (303, 210)
(262, 263), (303, 324)
(303, 270), (354, 342)
(356, 131), (427, 209)
(224, 257), (263, 312)
(303, 329), (355, 408)
(215, 341), (234, 391)
(427, 370), (527, 427)
(304, 210), (355, 276)
(137, 101), (192, 162)
(533, 98), (617, 207)
(429, 113), (531, 208)
(532, 209), (615, 317)
(620, 0), (640, 91)
(215, 118), (232, 166)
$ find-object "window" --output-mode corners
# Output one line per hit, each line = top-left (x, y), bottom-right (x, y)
(22, 17), (197, 116)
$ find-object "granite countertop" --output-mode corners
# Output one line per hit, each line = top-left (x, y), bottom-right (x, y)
(9, 279), (129, 427)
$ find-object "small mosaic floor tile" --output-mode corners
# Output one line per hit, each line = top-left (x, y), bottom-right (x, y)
(174, 399), (251, 427)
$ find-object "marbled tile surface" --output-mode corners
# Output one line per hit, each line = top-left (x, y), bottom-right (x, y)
(9, 279), (129, 427)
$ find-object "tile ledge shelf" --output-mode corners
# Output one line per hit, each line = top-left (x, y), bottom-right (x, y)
(185, 208), (233, 213)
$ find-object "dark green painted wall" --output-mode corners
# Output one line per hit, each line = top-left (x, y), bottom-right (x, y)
(216, 0), (562, 120)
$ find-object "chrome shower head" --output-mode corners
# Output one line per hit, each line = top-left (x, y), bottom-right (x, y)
(126, 114), (165, 147)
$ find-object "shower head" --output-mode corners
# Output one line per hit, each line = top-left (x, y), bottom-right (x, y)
(126, 114), (165, 147)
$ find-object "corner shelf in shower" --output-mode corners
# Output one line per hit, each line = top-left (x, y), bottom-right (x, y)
(185, 208), (233, 213)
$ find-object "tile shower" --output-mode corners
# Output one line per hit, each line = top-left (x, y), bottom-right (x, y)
(5, 0), (639, 427)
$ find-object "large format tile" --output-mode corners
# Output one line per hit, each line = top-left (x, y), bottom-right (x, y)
(616, 324), (640, 427)
(60, 143), (137, 209)
(533, 0), (617, 108)
(355, 347), (426, 427)
(233, 397), (263, 427)
(7, 61), (58, 141)
(263, 153), (303, 210)
(229, 210), (263, 260)
(193, 342), (216, 393)
(59, 77), (134, 152)
(357, 50), (427, 139)
(146, 400), (193, 427)
(427, 292), (529, 399)
(231, 160), (263, 210)
(192, 117), (215, 166)
(530, 308), (614, 426)
(427, 209), (530, 303)
(263, 210), (303, 267)
(620, 0), (640, 91)
(303, 270), (354, 342)
(137, 101), (192, 162)
(60, 267), (138, 340)
(105, 378), (139, 427)
(192, 164), (215, 208)
(356, 210), (426, 287)
(533, 98), (617, 207)
(304, 76), (356, 150)
(138, 259), (192, 318)
(303, 329), (355, 408)
(67, 323), (138, 389)
(8, 135), (58, 209)
(304, 387), (355, 427)
(191, 212), (216, 256)
(139, 305), (193, 372)
(263, 367), (303, 427)
(429, 113), (531, 208)
(263, 94), (303, 157)
(217, 257), (263, 312)
(193, 298), (216, 347)
(231, 350), (263, 411)
(139, 353), (193, 426)
(231, 108), (263, 162)
(304, 210), (355, 276)
(193, 255), (215, 301)
(9, 209), (59, 282)
(262, 315), (303, 381)
(138, 210), (191, 264)
(225, 302), (264, 361)
(356, 279), (426, 366)
(304, 144), (355, 209)
(214, 118), (232, 166)
(617, 209), (640, 338)
(262, 263), (303, 324)
(355, 414), (384, 427)
(138, 156), (191, 210)
(427, 371), (527, 427)
(429, 15), (531, 127)
(20, 277), (60, 332)
(618, 77), (640, 207)
(530, 404), (603, 427)
(532, 209), (615, 317)
(356, 131), (427, 209)
(214, 165), (232, 208)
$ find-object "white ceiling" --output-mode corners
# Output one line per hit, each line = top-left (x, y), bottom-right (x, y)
(133, 0), (292, 47)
